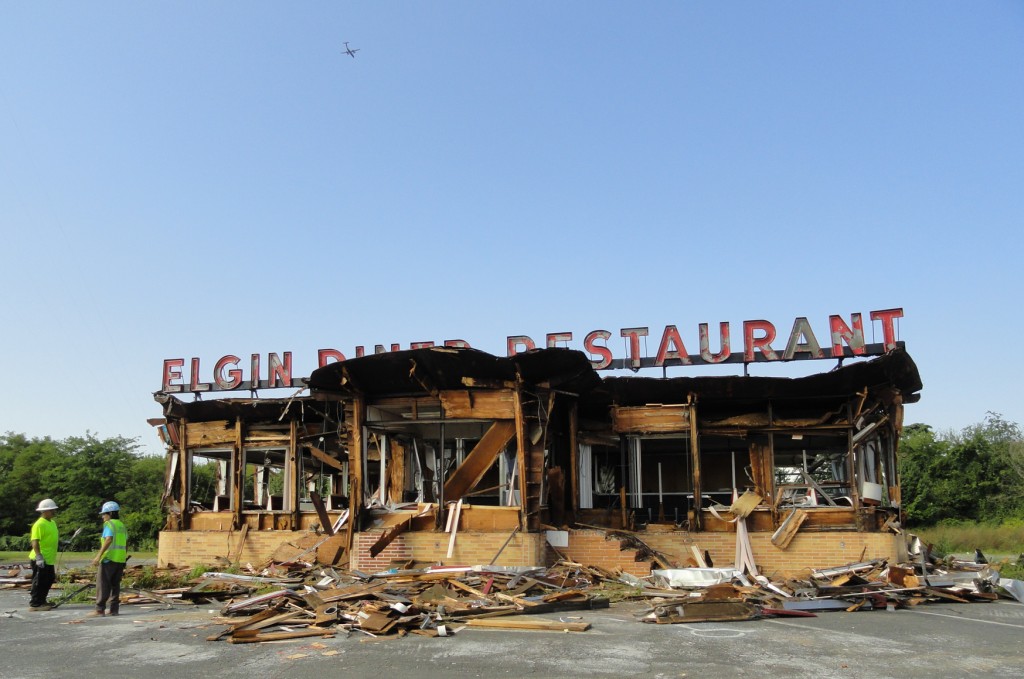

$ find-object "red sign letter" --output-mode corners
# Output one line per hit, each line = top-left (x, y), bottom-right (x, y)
(620, 327), (649, 369)
(507, 335), (536, 356)
(546, 332), (573, 348)
(743, 320), (778, 362)
(655, 325), (692, 366)
(162, 359), (184, 392)
(268, 352), (292, 388)
(318, 349), (346, 366)
(829, 314), (865, 356)
(698, 323), (731, 363)
(584, 330), (613, 370)
(870, 308), (904, 350)
(214, 355), (243, 390)
(190, 357), (211, 392)
(783, 317), (824, 360)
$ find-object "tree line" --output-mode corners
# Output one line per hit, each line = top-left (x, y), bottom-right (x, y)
(899, 412), (1024, 526)
(0, 433), (164, 551)
(1, 413), (1022, 552)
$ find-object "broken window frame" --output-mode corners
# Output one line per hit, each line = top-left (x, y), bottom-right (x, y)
(241, 446), (292, 513)
(185, 448), (233, 512)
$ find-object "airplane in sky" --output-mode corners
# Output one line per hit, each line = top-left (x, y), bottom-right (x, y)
(342, 42), (360, 58)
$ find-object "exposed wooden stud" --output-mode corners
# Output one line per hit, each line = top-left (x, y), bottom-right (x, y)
(689, 394), (702, 531)
(232, 418), (244, 530)
(569, 402), (579, 517)
(179, 418), (190, 530)
(289, 418), (299, 529)
(512, 389), (529, 530)
(346, 398), (365, 563)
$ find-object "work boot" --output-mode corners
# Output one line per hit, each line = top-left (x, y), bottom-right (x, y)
(86, 610), (105, 617)
(28, 604), (53, 611)
(109, 609), (119, 616)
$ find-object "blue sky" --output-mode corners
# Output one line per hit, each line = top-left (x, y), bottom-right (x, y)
(1, 2), (1021, 453)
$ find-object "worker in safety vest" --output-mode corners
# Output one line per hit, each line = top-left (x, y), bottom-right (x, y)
(28, 498), (59, 611)
(89, 501), (128, 617)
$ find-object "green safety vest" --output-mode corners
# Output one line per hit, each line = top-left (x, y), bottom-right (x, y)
(103, 519), (128, 563)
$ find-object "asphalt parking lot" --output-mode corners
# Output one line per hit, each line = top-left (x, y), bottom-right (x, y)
(1, 587), (1022, 679)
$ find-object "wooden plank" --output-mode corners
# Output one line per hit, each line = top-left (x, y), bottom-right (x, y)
(315, 532), (347, 565)
(771, 508), (808, 549)
(446, 498), (463, 558)
(228, 627), (334, 644)
(730, 491), (763, 519)
(611, 405), (690, 434)
(185, 420), (235, 446)
(748, 442), (773, 503)
(387, 438), (406, 505)
(306, 444), (345, 472)
(439, 390), (516, 419)
(229, 524), (249, 564)
(309, 492), (334, 536)
(447, 578), (488, 598)
(465, 618), (590, 632)
(369, 516), (412, 558)
(443, 421), (517, 501)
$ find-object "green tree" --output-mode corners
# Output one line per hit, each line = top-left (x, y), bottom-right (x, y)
(0, 433), (66, 538)
(899, 414), (1023, 526)
(50, 434), (139, 546)
(0, 432), (167, 551)
(119, 455), (168, 549)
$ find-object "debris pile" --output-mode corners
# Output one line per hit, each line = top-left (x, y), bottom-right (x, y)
(204, 562), (610, 642)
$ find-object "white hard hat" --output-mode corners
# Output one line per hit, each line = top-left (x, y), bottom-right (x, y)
(36, 499), (58, 511)
(100, 501), (121, 514)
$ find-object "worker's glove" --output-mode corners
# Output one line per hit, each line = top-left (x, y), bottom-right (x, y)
(35, 557), (45, 568)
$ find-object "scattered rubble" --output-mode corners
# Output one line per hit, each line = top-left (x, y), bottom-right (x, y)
(3, 544), (1022, 642)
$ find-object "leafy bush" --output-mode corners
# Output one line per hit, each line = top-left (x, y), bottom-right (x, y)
(0, 534), (30, 551)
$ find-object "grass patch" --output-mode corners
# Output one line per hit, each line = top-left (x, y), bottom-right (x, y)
(911, 519), (1024, 556)
(592, 581), (645, 602)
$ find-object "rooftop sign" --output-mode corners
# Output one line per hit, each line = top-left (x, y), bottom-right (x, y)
(160, 308), (903, 393)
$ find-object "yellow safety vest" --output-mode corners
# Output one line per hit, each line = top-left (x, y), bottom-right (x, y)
(103, 519), (128, 563)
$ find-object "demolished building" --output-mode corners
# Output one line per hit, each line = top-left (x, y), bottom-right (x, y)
(153, 345), (921, 578)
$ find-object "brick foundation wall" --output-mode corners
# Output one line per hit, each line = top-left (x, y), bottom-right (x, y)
(352, 531), (545, 572)
(560, 529), (901, 579)
(158, 530), (301, 568)
(161, 527), (901, 577)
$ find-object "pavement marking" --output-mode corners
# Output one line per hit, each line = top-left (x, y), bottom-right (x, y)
(907, 609), (1024, 629)
(688, 627), (746, 638)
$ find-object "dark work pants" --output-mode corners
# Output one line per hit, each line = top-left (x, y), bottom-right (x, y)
(96, 561), (125, 613)
(30, 562), (55, 607)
